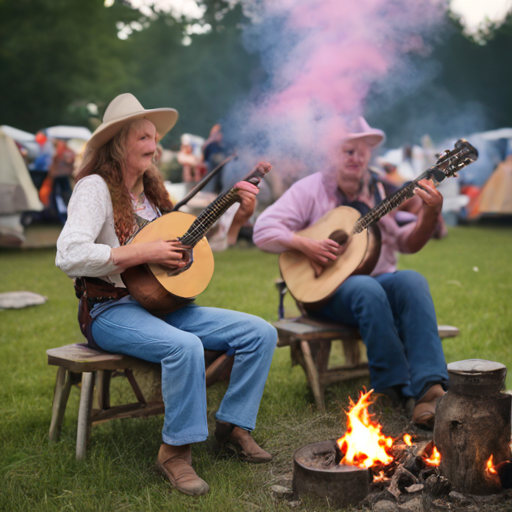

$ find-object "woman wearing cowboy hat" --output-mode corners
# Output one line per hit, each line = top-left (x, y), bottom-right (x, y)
(254, 117), (449, 429)
(56, 93), (277, 496)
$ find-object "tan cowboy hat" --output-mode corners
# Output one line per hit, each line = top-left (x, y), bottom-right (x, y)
(87, 93), (178, 150)
(343, 117), (385, 148)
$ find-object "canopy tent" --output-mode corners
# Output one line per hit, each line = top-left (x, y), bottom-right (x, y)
(0, 124), (39, 160)
(0, 129), (43, 246)
(479, 128), (512, 141)
(45, 125), (92, 140)
(467, 157), (512, 219)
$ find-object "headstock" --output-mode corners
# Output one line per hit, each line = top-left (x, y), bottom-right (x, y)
(431, 139), (479, 182)
(239, 162), (272, 188)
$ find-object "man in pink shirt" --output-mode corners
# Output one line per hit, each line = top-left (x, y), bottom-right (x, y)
(253, 118), (448, 429)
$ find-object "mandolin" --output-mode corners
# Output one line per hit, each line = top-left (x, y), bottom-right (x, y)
(121, 163), (271, 315)
(279, 139), (479, 307)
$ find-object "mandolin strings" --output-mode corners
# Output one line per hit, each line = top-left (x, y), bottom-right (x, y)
(352, 142), (477, 235)
(179, 189), (239, 247)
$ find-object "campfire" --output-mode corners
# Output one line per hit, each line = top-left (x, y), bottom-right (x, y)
(334, 389), (443, 485)
(292, 366), (512, 509)
(336, 389), (394, 469)
(293, 389), (446, 507)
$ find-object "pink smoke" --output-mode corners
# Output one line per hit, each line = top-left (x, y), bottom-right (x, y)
(228, 0), (445, 181)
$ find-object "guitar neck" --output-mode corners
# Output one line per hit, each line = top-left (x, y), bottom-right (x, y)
(352, 140), (479, 234)
(352, 170), (432, 234)
(179, 189), (239, 247)
(178, 162), (271, 248)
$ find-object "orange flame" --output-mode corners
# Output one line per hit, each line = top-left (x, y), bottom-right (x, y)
(403, 434), (412, 446)
(486, 455), (497, 474)
(425, 446), (442, 466)
(336, 389), (394, 469)
(373, 470), (387, 482)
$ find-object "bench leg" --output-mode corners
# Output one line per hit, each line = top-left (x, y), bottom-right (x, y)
(49, 367), (73, 442)
(315, 341), (332, 373)
(76, 371), (95, 460)
(342, 339), (361, 366)
(97, 370), (112, 411)
(300, 340), (326, 412)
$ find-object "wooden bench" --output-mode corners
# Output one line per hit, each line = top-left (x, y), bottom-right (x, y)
(47, 343), (233, 460)
(272, 280), (459, 411)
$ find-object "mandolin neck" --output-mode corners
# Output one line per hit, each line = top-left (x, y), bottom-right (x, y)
(351, 168), (444, 234)
(352, 179), (417, 235)
(178, 162), (270, 248)
(178, 189), (239, 247)
(352, 140), (479, 235)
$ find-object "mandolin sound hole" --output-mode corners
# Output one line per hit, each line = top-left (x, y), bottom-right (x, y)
(329, 230), (349, 245)
(165, 249), (194, 277)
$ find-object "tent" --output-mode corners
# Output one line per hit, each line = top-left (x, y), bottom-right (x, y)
(467, 157), (512, 219)
(0, 124), (39, 160)
(0, 128), (43, 246)
(45, 125), (92, 140)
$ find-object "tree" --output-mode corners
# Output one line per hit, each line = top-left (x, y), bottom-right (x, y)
(128, 3), (262, 146)
(0, 0), (138, 132)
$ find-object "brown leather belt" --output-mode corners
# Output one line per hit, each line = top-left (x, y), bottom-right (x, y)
(74, 277), (130, 349)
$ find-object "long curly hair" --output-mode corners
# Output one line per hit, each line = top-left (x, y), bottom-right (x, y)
(76, 119), (173, 245)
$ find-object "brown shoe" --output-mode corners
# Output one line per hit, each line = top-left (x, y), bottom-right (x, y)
(215, 420), (272, 463)
(412, 384), (445, 430)
(157, 444), (209, 496)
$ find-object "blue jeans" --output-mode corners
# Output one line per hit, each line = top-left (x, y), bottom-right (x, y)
(313, 270), (448, 399)
(91, 302), (277, 445)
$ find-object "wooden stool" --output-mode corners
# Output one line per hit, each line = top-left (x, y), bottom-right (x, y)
(47, 343), (233, 459)
(274, 318), (459, 411)
(272, 279), (459, 411)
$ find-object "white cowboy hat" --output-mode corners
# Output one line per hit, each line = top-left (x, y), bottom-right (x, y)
(87, 93), (178, 150)
(343, 117), (385, 148)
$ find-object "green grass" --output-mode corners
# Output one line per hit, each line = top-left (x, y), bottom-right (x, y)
(0, 225), (511, 511)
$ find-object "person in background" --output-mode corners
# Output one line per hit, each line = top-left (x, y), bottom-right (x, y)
(253, 117), (449, 430)
(29, 131), (54, 191)
(202, 124), (229, 193)
(49, 139), (76, 223)
(177, 134), (201, 187)
(381, 162), (406, 185)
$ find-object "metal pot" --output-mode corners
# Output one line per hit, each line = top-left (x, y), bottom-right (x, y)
(447, 359), (507, 396)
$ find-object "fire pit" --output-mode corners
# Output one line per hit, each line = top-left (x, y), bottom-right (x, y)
(292, 440), (369, 507)
(290, 370), (512, 509)
(291, 390), (411, 506)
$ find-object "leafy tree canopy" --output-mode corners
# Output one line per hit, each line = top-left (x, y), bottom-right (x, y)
(0, 0), (511, 148)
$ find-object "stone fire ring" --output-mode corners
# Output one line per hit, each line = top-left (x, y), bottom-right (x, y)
(292, 440), (369, 506)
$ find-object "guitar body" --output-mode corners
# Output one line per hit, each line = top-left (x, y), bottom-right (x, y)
(120, 162), (272, 316)
(279, 139), (479, 307)
(121, 211), (214, 316)
(279, 206), (381, 306)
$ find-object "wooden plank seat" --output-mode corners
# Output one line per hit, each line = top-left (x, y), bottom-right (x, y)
(47, 343), (233, 460)
(272, 279), (459, 411)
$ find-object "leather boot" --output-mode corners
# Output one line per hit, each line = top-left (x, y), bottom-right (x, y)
(412, 384), (445, 430)
(215, 420), (272, 463)
(157, 443), (210, 496)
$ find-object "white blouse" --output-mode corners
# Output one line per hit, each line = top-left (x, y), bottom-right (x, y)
(55, 174), (124, 287)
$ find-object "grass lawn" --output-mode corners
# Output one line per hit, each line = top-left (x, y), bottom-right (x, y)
(0, 225), (511, 511)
